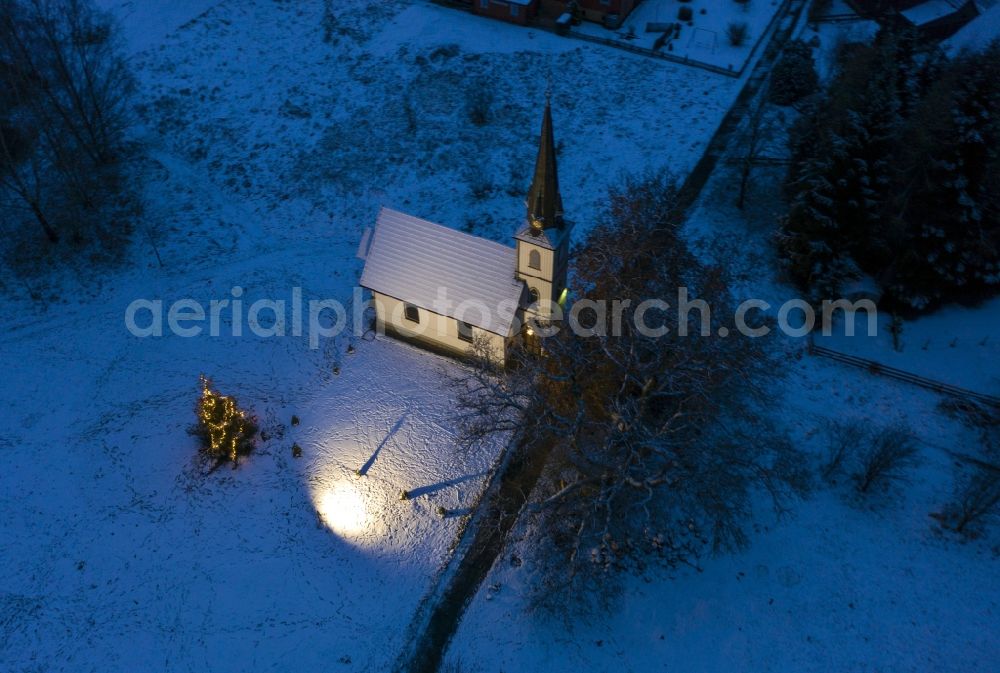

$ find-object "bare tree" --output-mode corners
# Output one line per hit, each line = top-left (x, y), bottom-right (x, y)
(736, 88), (776, 210)
(0, 0), (135, 246)
(452, 171), (807, 598)
(0, 116), (59, 241)
(854, 426), (918, 493)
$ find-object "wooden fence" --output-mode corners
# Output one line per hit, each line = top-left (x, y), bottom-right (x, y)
(563, 30), (740, 77)
(808, 341), (1000, 408)
(812, 12), (870, 23)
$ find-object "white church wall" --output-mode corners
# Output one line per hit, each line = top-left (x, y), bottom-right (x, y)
(372, 292), (509, 362)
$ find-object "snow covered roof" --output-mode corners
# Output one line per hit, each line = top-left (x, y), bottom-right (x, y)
(901, 0), (963, 25)
(943, 3), (1000, 53)
(360, 208), (525, 336)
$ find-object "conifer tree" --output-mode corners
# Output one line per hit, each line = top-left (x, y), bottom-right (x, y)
(193, 375), (258, 467)
(891, 42), (1000, 309)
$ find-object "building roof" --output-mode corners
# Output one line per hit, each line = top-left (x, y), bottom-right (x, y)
(901, 0), (964, 25)
(943, 2), (1000, 53)
(360, 208), (525, 336)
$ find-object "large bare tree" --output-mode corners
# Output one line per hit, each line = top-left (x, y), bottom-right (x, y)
(0, 0), (134, 246)
(453, 171), (807, 602)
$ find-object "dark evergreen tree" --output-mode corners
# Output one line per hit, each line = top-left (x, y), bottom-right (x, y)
(769, 39), (818, 107)
(779, 39), (902, 297)
(891, 42), (1000, 309)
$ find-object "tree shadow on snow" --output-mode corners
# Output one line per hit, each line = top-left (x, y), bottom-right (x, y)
(358, 412), (408, 476)
(406, 471), (488, 500)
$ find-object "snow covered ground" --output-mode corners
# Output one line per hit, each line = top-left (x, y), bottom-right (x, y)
(3, 0), (996, 671)
(0, 1), (744, 671)
(94, 0), (223, 54)
(817, 298), (1000, 395)
(1, 319), (499, 672)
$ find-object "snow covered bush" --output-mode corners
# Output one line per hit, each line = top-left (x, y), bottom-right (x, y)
(768, 39), (817, 106)
(191, 375), (258, 468)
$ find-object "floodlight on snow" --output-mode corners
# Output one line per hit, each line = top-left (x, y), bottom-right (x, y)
(316, 482), (368, 536)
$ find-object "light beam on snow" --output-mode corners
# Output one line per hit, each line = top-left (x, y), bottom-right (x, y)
(316, 482), (368, 537)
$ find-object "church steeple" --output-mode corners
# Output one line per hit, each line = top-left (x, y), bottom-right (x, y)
(515, 98), (571, 324)
(526, 97), (563, 233)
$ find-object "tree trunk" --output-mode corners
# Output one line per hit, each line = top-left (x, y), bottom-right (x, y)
(29, 200), (59, 243)
(738, 161), (750, 210)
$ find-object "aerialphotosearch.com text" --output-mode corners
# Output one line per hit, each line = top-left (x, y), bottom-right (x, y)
(124, 286), (879, 349)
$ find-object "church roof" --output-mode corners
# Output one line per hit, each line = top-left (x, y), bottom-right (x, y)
(360, 208), (525, 337)
(525, 99), (564, 231)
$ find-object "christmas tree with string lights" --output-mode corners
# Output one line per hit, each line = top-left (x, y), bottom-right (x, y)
(192, 375), (258, 468)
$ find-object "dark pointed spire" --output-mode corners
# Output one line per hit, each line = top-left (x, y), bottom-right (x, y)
(526, 96), (563, 232)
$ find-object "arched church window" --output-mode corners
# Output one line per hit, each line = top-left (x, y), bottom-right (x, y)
(528, 249), (541, 270)
(528, 287), (540, 305)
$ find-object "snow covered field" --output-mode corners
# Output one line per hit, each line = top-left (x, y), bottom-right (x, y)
(3, 0), (996, 671)
(0, 1), (743, 671)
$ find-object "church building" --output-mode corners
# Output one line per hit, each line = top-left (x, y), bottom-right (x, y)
(358, 101), (571, 364)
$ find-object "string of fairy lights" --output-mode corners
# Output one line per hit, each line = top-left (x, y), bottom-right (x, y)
(198, 374), (253, 464)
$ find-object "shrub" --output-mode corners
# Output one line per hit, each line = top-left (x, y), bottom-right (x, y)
(854, 426), (918, 493)
(191, 375), (258, 467)
(769, 39), (818, 106)
(727, 21), (749, 46)
(822, 419), (868, 481)
(465, 81), (493, 127)
(943, 462), (1000, 535)
(463, 159), (493, 200)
